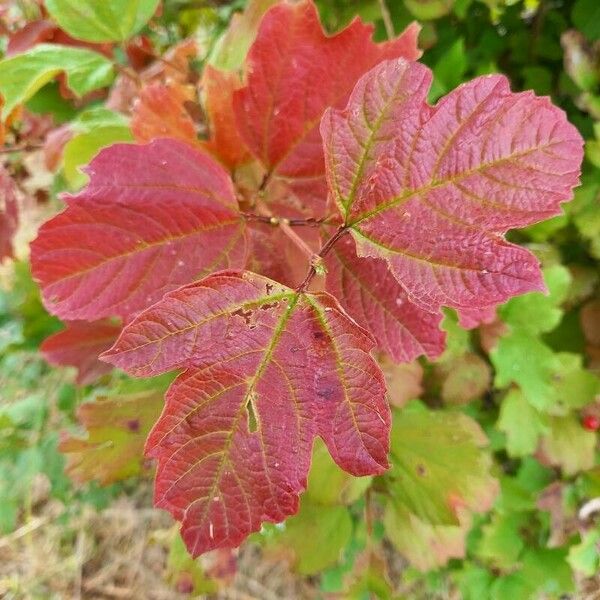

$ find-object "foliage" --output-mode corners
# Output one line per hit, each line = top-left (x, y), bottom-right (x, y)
(0, 0), (599, 597)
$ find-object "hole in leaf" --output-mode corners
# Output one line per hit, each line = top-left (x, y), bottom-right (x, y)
(416, 463), (427, 477)
(246, 394), (258, 433)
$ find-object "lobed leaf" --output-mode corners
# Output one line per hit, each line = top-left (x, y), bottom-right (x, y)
(40, 319), (121, 385)
(102, 270), (389, 555)
(0, 44), (114, 116)
(322, 59), (583, 313)
(383, 407), (498, 569)
(31, 138), (247, 321)
(383, 408), (498, 526)
(325, 233), (444, 362)
(233, 0), (420, 212)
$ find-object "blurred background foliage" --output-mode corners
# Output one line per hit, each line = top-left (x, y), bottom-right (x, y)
(0, 0), (600, 598)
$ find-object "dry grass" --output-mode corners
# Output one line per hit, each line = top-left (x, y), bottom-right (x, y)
(0, 486), (316, 600)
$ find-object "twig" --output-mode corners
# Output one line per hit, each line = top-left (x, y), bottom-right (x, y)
(113, 62), (143, 87)
(296, 225), (349, 292)
(0, 142), (44, 154)
(378, 0), (395, 39)
(241, 213), (330, 227)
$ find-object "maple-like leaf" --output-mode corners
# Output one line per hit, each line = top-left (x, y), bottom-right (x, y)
(0, 165), (19, 261)
(31, 138), (247, 320)
(322, 59), (583, 313)
(233, 0), (420, 212)
(325, 233), (444, 362)
(383, 407), (498, 569)
(40, 319), (121, 385)
(102, 270), (389, 555)
(60, 391), (163, 485)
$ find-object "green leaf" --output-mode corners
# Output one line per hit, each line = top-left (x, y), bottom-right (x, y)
(345, 551), (393, 600)
(25, 82), (78, 124)
(267, 499), (352, 575)
(568, 528), (600, 576)
(498, 265), (571, 336)
(431, 38), (468, 100)
(384, 408), (498, 526)
(491, 332), (558, 411)
(456, 565), (493, 600)
(478, 512), (526, 568)
(210, 0), (278, 71)
(540, 416), (596, 476)
(45, 0), (160, 43)
(550, 353), (600, 412)
(0, 44), (114, 116)
(63, 126), (133, 189)
(306, 439), (371, 506)
(404, 0), (454, 20)
(166, 531), (218, 595)
(497, 389), (548, 457)
(520, 548), (574, 596)
(383, 500), (469, 571)
(572, 0), (600, 41)
(71, 106), (129, 131)
(490, 573), (532, 600)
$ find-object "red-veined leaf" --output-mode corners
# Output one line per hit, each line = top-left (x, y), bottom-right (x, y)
(322, 59), (583, 313)
(102, 270), (389, 555)
(41, 319), (121, 385)
(0, 164), (18, 261)
(233, 0), (420, 213)
(325, 233), (444, 362)
(31, 138), (247, 321)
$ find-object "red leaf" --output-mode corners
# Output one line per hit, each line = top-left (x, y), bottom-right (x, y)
(233, 0), (420, 212)
(0, 164), (18, 261)
(41, 320), (121, 385)
(31, 139), (247, 321)
(201, 66), (250, 170)
(102, 270), (389, 555)
(325, 234), (444, 362)
(322, 59), (583, 313)
(131, 82), (198, 147)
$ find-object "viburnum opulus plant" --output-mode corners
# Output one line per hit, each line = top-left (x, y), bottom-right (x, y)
(28, 0), (583, 556)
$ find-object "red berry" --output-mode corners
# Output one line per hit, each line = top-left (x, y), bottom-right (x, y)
(582, 415), (600, 431)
